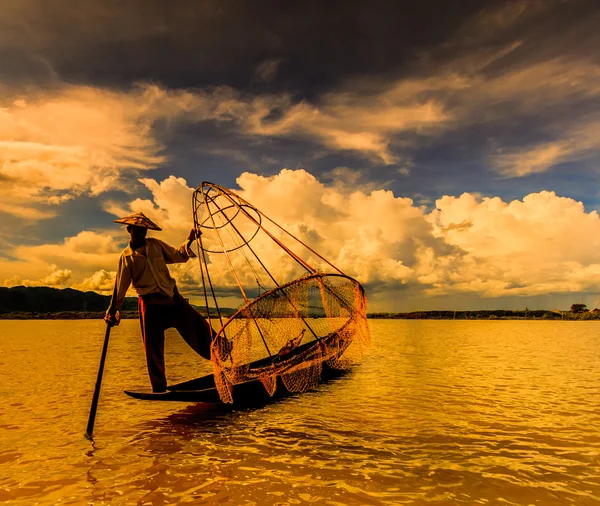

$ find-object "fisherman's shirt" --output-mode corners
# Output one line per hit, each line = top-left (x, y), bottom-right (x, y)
(108, 238), (195, 312)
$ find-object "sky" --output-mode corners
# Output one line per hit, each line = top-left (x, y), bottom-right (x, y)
(1, 0), (600, 311)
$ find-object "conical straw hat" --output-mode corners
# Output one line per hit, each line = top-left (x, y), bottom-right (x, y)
(114, 212), (162, 231)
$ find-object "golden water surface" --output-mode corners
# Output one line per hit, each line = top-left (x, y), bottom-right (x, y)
(0, 319), (599, 505)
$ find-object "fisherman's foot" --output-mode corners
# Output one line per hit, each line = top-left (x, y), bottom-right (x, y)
(152, 387), (167, 393)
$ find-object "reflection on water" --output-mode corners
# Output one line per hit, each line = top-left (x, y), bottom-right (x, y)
(1, 319), (600, 504)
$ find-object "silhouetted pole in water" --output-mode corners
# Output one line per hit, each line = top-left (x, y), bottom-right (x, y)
(85, 322), (112, 439)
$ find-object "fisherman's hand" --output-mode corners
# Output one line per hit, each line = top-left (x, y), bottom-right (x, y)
(187, 227), (202, 242)
(104, 311), (120, 327)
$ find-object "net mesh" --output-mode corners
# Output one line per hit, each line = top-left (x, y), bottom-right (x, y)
(210, 273), (370, 403)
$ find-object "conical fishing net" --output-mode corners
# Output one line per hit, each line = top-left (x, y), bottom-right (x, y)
(192, 182), (370, 403)
(211, 273), (369, 403)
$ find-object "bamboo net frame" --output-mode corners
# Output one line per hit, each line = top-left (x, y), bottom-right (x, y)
(192, 182), (370, 402)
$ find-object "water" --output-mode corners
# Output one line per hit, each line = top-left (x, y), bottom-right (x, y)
(1, 319), (599, 505)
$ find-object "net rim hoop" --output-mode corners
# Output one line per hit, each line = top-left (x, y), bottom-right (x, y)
(192, 188), (263, 254)
(215, 272), (364, 338)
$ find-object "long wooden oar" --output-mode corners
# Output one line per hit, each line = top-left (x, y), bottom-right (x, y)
(85, 322), (113, 439)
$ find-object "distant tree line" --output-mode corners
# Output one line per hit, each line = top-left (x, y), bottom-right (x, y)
(0, 286), (235, 319)
(367, 308), (600, 320)
(1, 286), (598, 321)
(0, 286), (137, 314)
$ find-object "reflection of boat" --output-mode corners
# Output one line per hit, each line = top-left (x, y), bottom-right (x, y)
(125, 182), (370, 403)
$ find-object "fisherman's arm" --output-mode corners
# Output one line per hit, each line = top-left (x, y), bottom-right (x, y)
(104, 255), (132, 325)
(160, 229), (199, 264)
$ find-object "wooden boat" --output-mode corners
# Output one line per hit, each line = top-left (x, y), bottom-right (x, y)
(124, 364), (348, 403)
(124, 327), (350, 403)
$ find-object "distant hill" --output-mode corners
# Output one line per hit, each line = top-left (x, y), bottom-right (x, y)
(0, 286), (138, 314)
(0, 286), (236, 318)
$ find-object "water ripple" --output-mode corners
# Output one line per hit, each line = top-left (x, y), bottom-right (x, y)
(1, 320), (600, 504)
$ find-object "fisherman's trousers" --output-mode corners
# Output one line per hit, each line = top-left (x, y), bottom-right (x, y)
(138, 288), (215, 392)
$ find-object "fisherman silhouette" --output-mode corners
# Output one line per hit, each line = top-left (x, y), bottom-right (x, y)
(105, 212), (215, 392)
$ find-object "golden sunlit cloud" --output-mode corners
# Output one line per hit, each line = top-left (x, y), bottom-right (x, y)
(4, 264), (72, 288)
(5, 169), (600, 308)
(0, 83), (218, 221)
(238, 96), (448, 164)
(10, 231), (123, 275)
(73, 269), (117, 294)
(102, 175), (196, 245)
(0, 85), (166, 219)
(429, 190), (600, 295)
(491, 116), (600, 176)
(45, 171), (600, 299)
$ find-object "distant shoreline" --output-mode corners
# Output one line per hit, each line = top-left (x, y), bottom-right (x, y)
(0, 311), (138, 320)
(2, 286), (596, 321)
(0, 310), (229, 320)
(367, 310), (600, 320)
(1, 309), (598, 320)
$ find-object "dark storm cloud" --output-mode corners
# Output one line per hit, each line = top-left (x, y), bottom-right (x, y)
(3, 0), (600, 219)
(0, 0), (500, 95)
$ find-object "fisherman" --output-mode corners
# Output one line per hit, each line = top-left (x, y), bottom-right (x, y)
(105, 212), (215, 393)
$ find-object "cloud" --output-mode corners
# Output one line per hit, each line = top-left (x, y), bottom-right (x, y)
(4, 264), (71, 288)
(96, 170), (447, 299)
(100, 170), (600, 305)
(458, 58), (600, 122)
(163, 170), (449, 296)
(111, 83), (447, 165)
(73, 269), (116, 294)
(4, 46), (599, 216)
(216, 172), (600, 301)
(188, 56), (600, 171)
(1, 0), (599, 186)
(429, 190), (600, 295)
(456, 0), (553, 41)
(253, 59), (282, 83)
(5, 170), (600, 309)
(491, 115), (600, 176)
(375, 56), (600, 177)
(103, 175), (196, 249)
(12, 231), (124, 273)
(493, 142), (570, 177)
(436, 3), (600, 177)
(0, 83), (214, 220)
(234, 92), (448, 164)
(0, 85), (164, 219)
(4, 79), (447, 221)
